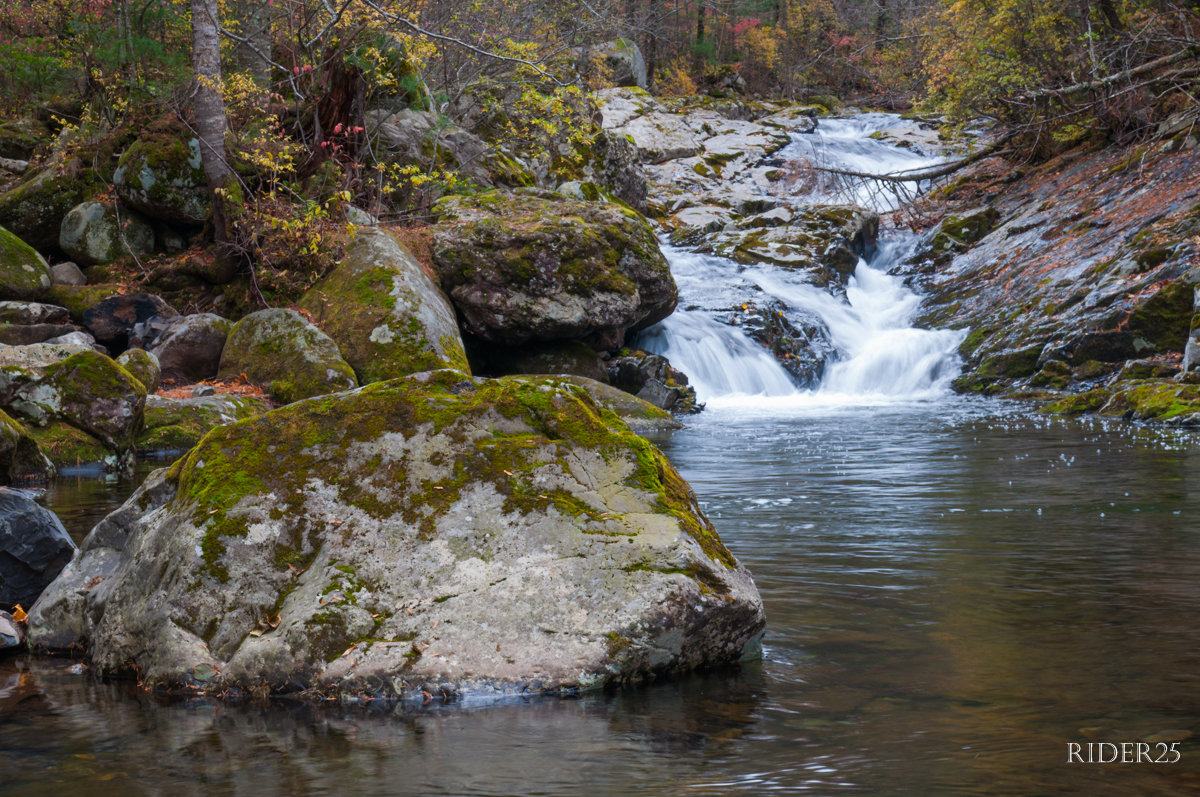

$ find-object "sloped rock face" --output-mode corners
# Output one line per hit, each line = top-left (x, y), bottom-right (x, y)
(29, 372), (763, 699)
(0, 408), (54, 483)
(431, 190), (677, 350)
(916, 141), (1200, 395)
(0, 225), (53, 301)
(217, 309), (357, 403)
(299, 229), (469, 383)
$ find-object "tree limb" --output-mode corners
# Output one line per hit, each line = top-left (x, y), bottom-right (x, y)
(1018, 46), (1200, 101)
(800, 132), (1017, 184)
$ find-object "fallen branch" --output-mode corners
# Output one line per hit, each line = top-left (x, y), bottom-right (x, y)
(799, 132), (1018, 185)
(1018, 46), (1200, 102)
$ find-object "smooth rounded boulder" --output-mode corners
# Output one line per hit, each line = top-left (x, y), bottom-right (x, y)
(29, 371), (764, 699)
(431, 190), (677, 350)
(298, 228), (469, 383)
(147, 313), (231, 382)
(59, 201), (155, 267)
(217, 308), (357, 403)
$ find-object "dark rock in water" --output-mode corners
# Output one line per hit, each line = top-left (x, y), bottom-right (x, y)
(474, 339), (609, 383)
(432, 190), (677, 350)
(0, 487), (76, 609)
(722, 300), (833, 389)
(146, 313), (232, 382)
(28, 372), (762, 698)
(607, 350), (702, 413)
(82, 293), (179, 352)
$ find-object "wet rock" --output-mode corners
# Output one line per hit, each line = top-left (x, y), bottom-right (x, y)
(0, 409), (54, 483)
(0, 609), (23, 649)
(927, 207), (1000, 259)
(0, 487), (75, 609)
(1117, 358), (1180, 381)
(474, 339), (609, 383)
(49, 262), (87, 286)
(0, 225), (53, 301)
(146, 313), (232, 382)
(724, 300), (834, 389)
(298, 229), (468, 384)
(432, 190), (676, 350)
(217, 308), (357, 403)
(116, 348), (161, 393)
(0, 302), (70, 326)
(29, 372), (762, 697)
(113, 129), (209, 225)
(82, 293), (179, 352)
(59, 201), (155, 267)
(607, 351), (702, 413)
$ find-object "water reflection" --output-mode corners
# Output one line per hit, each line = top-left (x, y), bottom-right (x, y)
(3, 403), (1200, 794)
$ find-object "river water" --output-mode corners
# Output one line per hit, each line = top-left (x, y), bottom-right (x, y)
(3, 116), (1199, 795)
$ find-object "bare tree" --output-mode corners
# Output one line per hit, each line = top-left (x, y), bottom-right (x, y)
(190, 0), (238, 270)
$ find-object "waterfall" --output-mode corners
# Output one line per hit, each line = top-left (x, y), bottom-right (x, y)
(636, 114), (965, 407)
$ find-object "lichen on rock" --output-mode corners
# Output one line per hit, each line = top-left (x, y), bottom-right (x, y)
(28, 371), (763, 700)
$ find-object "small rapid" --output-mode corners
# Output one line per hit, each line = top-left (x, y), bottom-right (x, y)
(637, 114), (964, 408)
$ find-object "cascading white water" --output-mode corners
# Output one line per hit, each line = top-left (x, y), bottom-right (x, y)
(637, 114), (965, 407)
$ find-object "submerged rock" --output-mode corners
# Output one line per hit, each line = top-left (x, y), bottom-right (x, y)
(298, 228), (468, 383)
(217, 308), (357, 403)
(0, 487), (75, 608)
(432, 190), (677, 350)
(29, 371), (763, 699)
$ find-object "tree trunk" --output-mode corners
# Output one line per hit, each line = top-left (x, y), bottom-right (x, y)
(234, 0), (274, 84)
(190, 0), (238, 270)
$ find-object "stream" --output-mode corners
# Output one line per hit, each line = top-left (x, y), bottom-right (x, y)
(3, 115), (1199, 795)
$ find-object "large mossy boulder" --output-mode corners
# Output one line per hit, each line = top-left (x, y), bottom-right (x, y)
(29, 372), (763, 698)
(113, 132), (209, 225)
(431, 190), (677, 350)
(298, 229), (468, 383)
(217, 308), (357, 403)
(0, 225), (53, 301)
(0, 167), (93, 252)
(59, 201), (156, 266)
(0, 348), (147, 452)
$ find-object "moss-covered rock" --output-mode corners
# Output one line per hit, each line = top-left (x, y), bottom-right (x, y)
(431, 190), (677, 350)
(0, 408), (54, 483)
(59, 201), (155, 267)
(117, 348), (162, 393)
(217, 308), (357, 403)
(42, 284), (125, 322)
(976, 345), (1043, 379)
(0, 225), (53, 300)
(113, 130), (209, 225)
(0, 119), (48, 160)
(29, 371), (763, 699)
(0, 165), (95, 252)
(26, 422), (111, 469)
(524, 374), (682, 433)
(137, 394), (271, 452)
(1040, 387), (1115, 416)
(0, 349), (146, 452)
(1097, 381), (1200, 421)
(298, 229), (468, 384)
(928, 207), (1000, 258)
